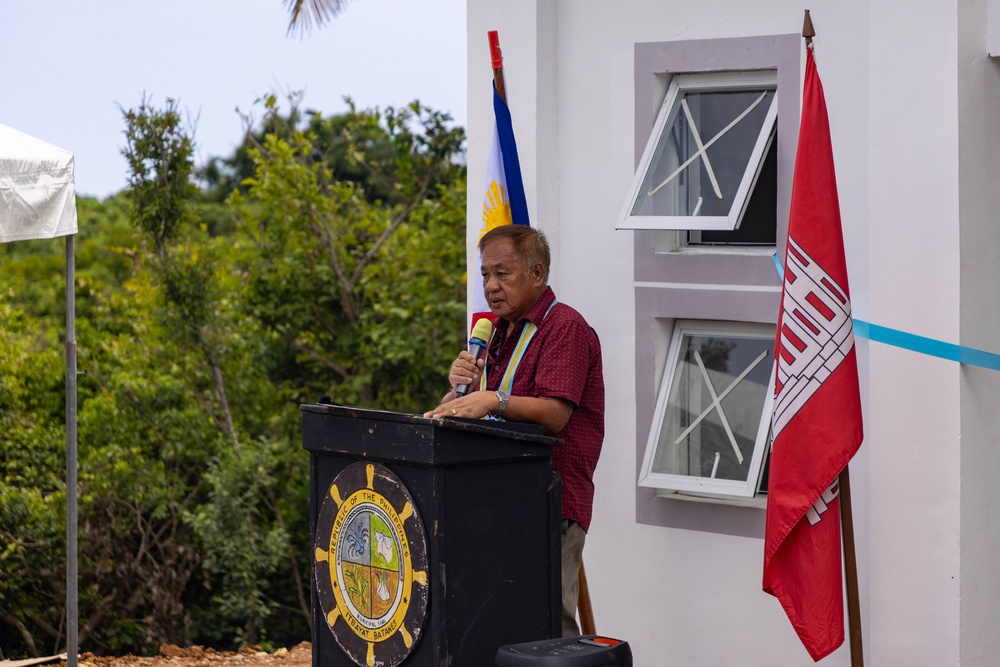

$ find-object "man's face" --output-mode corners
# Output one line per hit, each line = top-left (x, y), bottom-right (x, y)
(480, 238), (545, 322)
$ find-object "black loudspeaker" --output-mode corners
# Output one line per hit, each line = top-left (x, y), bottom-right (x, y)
(495, 635), (633, 667)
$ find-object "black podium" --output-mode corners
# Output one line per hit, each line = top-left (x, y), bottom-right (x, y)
(302, 404), (562, 667)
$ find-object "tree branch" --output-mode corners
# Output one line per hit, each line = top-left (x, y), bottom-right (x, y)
(122, 386), (167, 447)
(207, 352), (239, 450)
(0, 609), (41, 657)
(306, 206), (358, 322)
(276, 327), (349, 378)
(349, 160), (437, 288)
(264, 487), (311, 631)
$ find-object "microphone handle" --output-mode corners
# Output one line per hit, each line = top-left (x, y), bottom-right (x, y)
(455, 339), (488, 398)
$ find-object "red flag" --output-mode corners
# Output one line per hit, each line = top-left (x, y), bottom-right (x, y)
(763, 46), (864, 662)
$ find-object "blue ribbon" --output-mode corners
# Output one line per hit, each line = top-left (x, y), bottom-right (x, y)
(853, 320), (1000, 371)
(772, 253), (1000, 372)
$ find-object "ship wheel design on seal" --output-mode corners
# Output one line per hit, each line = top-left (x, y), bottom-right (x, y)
(314, 462), (429, 667)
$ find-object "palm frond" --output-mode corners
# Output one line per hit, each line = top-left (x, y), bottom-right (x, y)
(284, 0), (350, 36)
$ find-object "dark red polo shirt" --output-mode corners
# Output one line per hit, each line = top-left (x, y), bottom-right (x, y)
(484, 287), (605, 532)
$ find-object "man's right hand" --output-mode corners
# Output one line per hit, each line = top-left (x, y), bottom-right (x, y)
(449, 350), (485, 392)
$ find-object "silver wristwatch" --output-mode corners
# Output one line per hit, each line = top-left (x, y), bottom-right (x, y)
(495, 389), (509, 419)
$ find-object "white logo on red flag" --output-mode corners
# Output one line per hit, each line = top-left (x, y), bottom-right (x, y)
(805, 478), (841, 526)
(773, 237), (855, 439)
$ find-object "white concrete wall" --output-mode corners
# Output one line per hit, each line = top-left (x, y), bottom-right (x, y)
(465, 1), (990, 664)
(867, 0), (962, 664)
(958, 0), (1000, 664)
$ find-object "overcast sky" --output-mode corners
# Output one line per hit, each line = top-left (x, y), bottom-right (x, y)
(1, 0), (467, 199)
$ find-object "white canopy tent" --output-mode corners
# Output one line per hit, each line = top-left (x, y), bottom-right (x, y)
(0, 123), (79, 667)
(0, 124), (77, 241)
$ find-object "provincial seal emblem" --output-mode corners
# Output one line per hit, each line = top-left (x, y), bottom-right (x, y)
(314, 462), (429, 667)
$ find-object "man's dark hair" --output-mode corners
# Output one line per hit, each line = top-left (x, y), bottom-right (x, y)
(479, 225), (551, 283)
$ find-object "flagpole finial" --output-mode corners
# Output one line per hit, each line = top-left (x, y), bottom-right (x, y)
(488, 30), (503, 69)
(802, 10), (816, 49)
(488, 30), (508, 104)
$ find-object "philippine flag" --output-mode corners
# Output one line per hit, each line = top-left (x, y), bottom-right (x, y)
(472, 81), (530, 326)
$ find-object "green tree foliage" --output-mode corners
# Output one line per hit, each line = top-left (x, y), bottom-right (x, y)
(121, 97), (197, 259)
(0, 94), (467, 658)
(230, 96), (467, 409)
(0, 304), (66, 659)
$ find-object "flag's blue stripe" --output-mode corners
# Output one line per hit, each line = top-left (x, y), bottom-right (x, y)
(772, 253), (1000, 371)
(493, 82), (530, 227)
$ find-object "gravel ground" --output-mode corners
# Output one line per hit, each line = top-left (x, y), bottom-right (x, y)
(66, 643), (312, 667)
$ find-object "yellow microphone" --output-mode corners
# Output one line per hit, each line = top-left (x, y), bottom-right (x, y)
(455, 319), (493, 397)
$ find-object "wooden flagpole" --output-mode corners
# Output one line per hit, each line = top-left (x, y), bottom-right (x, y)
(840, 466), (864, 666)
(802, 9), (864, 665)
(577, 561), (596, 635)
(487, 29), (596, 636)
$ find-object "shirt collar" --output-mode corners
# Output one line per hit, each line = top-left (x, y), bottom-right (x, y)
(496, 286), (556, 332)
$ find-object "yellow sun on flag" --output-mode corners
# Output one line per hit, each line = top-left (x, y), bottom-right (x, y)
(481, 180), (513, 237)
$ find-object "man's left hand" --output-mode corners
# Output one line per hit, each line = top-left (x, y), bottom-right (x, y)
(423, 390), (498, 420)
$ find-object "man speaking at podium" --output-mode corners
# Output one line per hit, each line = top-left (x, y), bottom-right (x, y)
(425, 224), (604, 636)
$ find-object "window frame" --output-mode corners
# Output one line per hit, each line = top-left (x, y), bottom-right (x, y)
(637, 319), (775, 498)
(618, 70), (778, 232)
(630, 34), (800, 525)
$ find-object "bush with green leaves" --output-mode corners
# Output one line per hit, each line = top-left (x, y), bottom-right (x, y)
(0, 94), (466, 658)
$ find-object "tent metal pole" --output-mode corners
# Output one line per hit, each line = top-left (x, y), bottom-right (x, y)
(65, 234), (78, 667)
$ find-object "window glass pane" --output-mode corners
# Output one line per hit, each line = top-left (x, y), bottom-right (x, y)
(686, 131), (777, 246)
(651, 332), (774, 482)
(631, 89), (775, 220)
